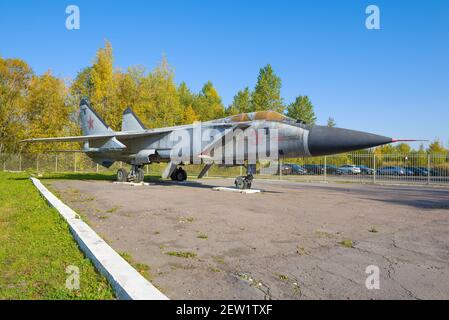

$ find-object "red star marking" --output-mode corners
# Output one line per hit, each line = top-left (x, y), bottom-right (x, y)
(88, 116), (94, 130)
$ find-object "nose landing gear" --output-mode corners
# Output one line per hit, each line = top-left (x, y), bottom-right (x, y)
(235, 174), (253, 190)
(234, 163), (256, 189)
(116, 165), (145, 183)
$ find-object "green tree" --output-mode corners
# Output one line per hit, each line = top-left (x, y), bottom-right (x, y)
(327, 116), (336, 127)
(251, 64), (284, 113)
(286, 96), (317, 125)
(228, 87), (252, 115)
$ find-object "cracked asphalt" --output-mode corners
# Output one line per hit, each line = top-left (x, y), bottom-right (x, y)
(46, 177), (449, 299)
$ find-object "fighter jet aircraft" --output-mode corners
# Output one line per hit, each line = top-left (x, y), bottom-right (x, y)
(22, 98), (402, 189)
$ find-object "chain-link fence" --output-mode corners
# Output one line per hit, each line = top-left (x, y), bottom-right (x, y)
(1, 152), (449, 186)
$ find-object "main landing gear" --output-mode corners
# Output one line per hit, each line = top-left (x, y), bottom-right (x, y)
(170, 167), (187, 182)
(116, 165), (145, 183)
(234, 163), (256, 190)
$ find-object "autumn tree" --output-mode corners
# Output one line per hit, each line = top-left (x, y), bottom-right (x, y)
(90, 41), (116, 127)
(251, 64), (284, 113)
(396, 143), (411, 154)
(136, 57), (184, 128)
(22, 72), (72, 153)
(0, 57), (33, 153)
(286, 96), (317, 125)
(178, 82), (198, 123)
(427, 139), (447, 154)
(193, 81), (224, 121)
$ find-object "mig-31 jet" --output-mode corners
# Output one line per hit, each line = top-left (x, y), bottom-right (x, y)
(22, 99), (406, 189)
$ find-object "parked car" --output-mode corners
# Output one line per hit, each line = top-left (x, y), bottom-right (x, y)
(303, 164), (324, 175)
(325, 165), (343, 175)
(338, 164), (361, 175)
(417, 167), (448, 176)
(358, 165), (375, 175)
(405, 167), (428, 176)
(280, 164), (308, 175)
(376, 166), (406, 176)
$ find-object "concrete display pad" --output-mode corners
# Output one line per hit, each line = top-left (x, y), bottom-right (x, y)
(47, 178), (449, 299)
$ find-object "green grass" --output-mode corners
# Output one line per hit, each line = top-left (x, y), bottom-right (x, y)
(197, 233), (208, 239)
(340, 239), (354, 248)
(0, 172), (115, 299)
(164, 251), (197, 259)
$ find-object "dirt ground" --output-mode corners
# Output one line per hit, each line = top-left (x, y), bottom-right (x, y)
(46, 177), (449, 300)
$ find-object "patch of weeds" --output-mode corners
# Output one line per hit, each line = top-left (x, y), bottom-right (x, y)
(106, 205), (120, 213)
(178, 216), (195, 224)
(296, 246), (309, 256)
(120, 252), (133, 263)
(369, 227), (378, 233)
(197, 233), (208, 239)
(133, 262), (152, 280)
(275, 273), (289, 281)
(153, 231), (160, 235)
(159, 244), (166, 250)
(98, 215), (109, 220)
(165, 251), (197, 259)
(213, 257), (225, 264)
(119, 252), (152, 280)
(340, 239), (354, 248)
(209, 266), (221, 273)
(315, 230), (335, 238)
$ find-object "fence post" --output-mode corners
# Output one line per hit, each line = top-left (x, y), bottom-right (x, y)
(55, 154), (58, 172)
(96, 163), (99, 173)
(279, 159), (282, 180)
(373, 153), (376, 184)
(324, 156), (327, 182)
(36, 154), (39, 172)
(19, 154), (22, 172)
(74, 153), (77, 173)
(427, 153), (431, 185)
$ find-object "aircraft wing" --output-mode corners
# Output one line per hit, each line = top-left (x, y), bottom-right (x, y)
(21, 134), (115, 143)
(20, 123), (247, 143)
(198, 123), (251, 157)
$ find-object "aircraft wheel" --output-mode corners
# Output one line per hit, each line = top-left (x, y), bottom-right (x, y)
(235, 176), (248, 189)
(135, 168), (145, 183)
(117, 168), (128, 182)
(171, 168), (187, 181)
(175, 168), (187, 181)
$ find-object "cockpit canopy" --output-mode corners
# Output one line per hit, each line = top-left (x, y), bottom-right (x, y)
(221, 110), (304, 125)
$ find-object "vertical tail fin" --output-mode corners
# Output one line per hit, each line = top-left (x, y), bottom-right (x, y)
(79, 98), (113, 135)
(122, 107), (147, 131)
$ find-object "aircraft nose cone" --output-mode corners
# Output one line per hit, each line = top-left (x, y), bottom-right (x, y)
(307, 126), (392, 156)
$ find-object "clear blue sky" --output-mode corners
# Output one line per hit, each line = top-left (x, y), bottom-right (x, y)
(1, 0), (448, 148)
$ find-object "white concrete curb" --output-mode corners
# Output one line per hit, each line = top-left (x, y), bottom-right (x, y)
(30, 177), (168, 300)
(212, 187), (261, 194)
